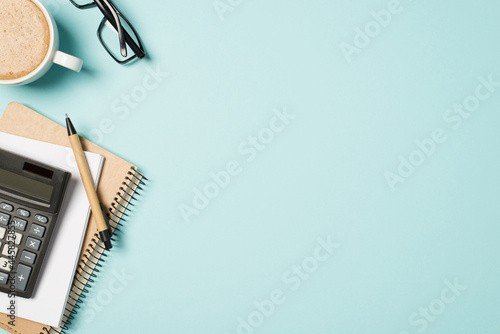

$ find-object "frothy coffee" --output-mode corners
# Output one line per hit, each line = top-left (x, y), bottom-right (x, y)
(0, 0), (51, 80)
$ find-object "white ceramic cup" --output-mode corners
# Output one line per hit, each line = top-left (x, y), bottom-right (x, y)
(0, 0), (83, 86)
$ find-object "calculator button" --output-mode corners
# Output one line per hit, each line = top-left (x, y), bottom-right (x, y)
(0, 213), (10, 226)
(20, 251), (36, 265)
(14, 232), (22, 245)
(2, 244), (18, 257)
(16, 209), (30, 218)
(0, 227), (5, 239)
(0, 272), (8, 285)
(0, 204), (13, 212)
(25, 237), (41, 251)
(0, 258), (12, 272)
(29, 224), (46, 238)
(14, 264), (32, 291)
(34, 215), (48, 224)
(12, 218), (27, 231)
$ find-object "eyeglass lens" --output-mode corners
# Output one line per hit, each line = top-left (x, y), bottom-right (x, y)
(98, 14), (143, 64)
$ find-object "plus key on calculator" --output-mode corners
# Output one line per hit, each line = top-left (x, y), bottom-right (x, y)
(0, 149), (70, 298)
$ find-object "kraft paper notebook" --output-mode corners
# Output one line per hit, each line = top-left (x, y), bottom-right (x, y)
(0, 102), (146, 334)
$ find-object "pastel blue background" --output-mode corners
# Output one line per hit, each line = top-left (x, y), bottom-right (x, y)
(1, 0), (500, 333)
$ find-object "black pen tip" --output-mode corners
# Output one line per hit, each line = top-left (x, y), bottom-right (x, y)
(66, 115), (77, 136)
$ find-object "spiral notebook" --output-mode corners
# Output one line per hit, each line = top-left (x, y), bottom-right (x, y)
(0, 102), (146, 334)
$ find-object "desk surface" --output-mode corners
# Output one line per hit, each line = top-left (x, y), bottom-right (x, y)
(1, 0), (500, 333)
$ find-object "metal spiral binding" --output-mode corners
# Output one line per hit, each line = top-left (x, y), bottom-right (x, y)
(45, 167), (146, 334)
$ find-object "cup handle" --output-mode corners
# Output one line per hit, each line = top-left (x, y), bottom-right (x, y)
(53, 51), (83, 72)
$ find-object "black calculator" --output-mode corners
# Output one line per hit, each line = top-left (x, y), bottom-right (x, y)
(0, 148), (70, 298)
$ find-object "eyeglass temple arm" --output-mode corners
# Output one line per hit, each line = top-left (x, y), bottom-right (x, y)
(94, 0), (145, 59)
(100, 0), (127, 57)
(69, 0), (96, 9)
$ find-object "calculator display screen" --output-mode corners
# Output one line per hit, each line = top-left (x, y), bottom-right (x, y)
(0, 168), (53, 202)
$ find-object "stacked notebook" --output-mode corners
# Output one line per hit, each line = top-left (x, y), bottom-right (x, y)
(0, 102), (145, 334)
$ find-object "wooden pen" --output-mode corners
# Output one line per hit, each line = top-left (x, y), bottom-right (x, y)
(66, 114), (112, 250)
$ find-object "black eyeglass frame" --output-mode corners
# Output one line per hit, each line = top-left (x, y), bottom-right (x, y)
(69, 0), (145, 64)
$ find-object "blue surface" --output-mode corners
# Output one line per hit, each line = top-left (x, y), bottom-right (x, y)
(1, 0), (500, 333)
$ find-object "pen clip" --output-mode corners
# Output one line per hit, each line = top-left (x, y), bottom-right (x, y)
(99, 202), (111, 228)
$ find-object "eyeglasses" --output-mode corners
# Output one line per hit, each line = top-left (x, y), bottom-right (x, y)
(69, 0), (145, 64)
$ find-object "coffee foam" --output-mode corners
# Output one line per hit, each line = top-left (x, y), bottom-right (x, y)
(0, 0), (51, 80)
